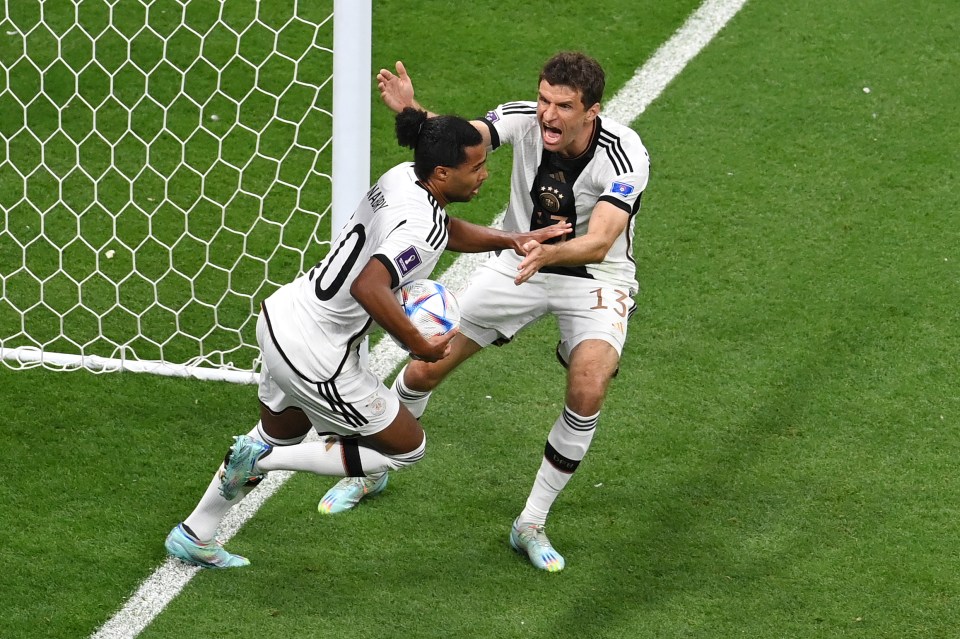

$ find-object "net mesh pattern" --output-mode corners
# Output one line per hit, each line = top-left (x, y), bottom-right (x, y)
(0, 0), (335, 374)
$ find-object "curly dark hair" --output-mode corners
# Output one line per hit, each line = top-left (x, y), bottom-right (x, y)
(539, 51), (606, 108)
(395, 107), (483, 180)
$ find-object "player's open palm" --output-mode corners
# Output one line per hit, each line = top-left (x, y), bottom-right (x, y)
(377, 61), (417, 113)
(515, 241), (553, 285)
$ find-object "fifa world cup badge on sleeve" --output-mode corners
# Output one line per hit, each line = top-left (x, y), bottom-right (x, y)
(394, 246), (422, 276)
(610, 181), (635, 196)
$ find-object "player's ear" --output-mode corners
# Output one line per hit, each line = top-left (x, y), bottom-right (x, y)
(433, 166), (450, 182)
(585, 102), (601, 121)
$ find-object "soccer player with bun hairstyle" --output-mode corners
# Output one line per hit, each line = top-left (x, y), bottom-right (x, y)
(320, 51), (651, 573)
(397, 107), (483, 181)
(164, 109), (570, 568)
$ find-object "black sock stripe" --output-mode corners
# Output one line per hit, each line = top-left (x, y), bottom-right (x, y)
(340, 438), (365, 477)
(544, 441), (580, 474)
(562, 408), (598, 432)
(394, 381), (426, 402)
(401, 446), (426, 463)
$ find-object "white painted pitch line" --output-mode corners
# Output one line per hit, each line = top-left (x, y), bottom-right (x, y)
(91, 1), (748, 636)
(90, 470), (296, 639)
(604, 0), (750, 125)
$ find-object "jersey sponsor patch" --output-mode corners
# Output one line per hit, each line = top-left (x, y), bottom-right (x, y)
(610, 181), (635, 196)
(484, 110), (500, 123)
(395, 246), (422, 275)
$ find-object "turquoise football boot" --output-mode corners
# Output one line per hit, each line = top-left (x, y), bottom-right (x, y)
(509, 518), (565, 572)
(219, 435), (271, 500)
(318, 473), (389, 514)
(165, 523), (249, 569)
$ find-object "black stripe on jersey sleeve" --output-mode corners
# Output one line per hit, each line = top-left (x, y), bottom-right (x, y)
(419, 189), (449, 250)
(597, 140), (629, 174)
(479, 117), (501, 150)
(501, 101), (537, 115)
(599, 194), (635, 216)
(435, 217), (449, 251)
(598, 130), (634, 175)
(372, 253), (400, 289)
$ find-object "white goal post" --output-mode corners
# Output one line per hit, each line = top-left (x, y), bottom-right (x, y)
(0, 0), (370, 384)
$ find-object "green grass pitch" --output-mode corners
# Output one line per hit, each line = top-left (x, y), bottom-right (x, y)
(2, 1), (960, 637)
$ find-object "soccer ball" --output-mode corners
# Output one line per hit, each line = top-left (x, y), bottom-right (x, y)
(396, 279), (460, 341)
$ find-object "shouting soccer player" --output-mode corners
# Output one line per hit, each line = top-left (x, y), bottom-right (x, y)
(165, 108), (570, 568)
(320, 52), (650, 573)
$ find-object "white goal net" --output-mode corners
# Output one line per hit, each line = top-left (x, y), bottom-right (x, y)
(0, 0), (370, 383)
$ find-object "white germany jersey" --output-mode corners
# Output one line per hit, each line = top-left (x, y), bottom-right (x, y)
(261, 163), (449, 382)
(480, 101), (650, 293)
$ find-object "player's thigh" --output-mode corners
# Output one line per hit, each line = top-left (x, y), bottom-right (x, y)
(457, 263), (549, 346)
(258, 402), (312, 442)
(255, 321), (314, 441)
(550, 277), (635, 369)
(259, 339), (401, 440)
(563, 339), (621, 414)
(358, 404), (424, 456)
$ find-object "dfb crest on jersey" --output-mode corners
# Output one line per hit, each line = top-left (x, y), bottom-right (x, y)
(539, 185), (562, 213)
(364, 392), (387, 416)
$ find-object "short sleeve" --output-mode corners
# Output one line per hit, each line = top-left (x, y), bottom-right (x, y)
(598, 171), (648, 216)
(373, 209), (448, 288)
(479, 101), (538, 151)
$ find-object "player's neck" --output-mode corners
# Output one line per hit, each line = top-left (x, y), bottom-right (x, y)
(559, 119), (597, 159)
(419, 179), (448, 208)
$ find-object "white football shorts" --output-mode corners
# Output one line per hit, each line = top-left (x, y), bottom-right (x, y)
(255, 313), (400, 437)
(456, 259), (637, 362)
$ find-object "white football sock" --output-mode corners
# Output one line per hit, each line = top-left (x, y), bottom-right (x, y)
(390, 365), (432, 419)
(182, 422), (269, 542)
(255, 433), (426, 475)
(519, 407), (598, 526)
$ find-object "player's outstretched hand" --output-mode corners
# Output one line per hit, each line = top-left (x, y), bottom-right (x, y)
(515, 241), (553, 285)
(510, 221), (571, 255)
(377, 61), (417, 114)
(409, 328), (459, 363)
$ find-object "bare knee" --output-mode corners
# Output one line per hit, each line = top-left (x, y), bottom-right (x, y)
(564, 341), (620, 414)
(403, 359), (445, 392)
(565, 381), (608, 416)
